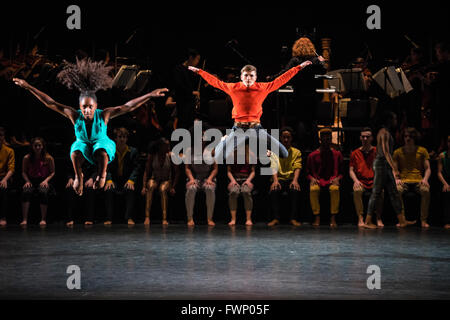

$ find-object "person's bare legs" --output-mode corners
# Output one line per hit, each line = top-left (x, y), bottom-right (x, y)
(353, 188), (365, 227)
(39, 204), (47, 226)
(21, 201), (30, 226)
(376, 217), (384, 228)
(245, 210), (253, 226)
(0, 218), (6, 226)
(358, 215), (365, 227)
(421, 220), (430, 228)
(71, 151), (85, 196)
(330, 214), (338, 228)
(396, 214), (416, 228)
(312, 215), (320, 227)
(144, 180), (158, 225)
(364, 214), (377, 229)
(160, 181), (170, 225)
(94, 149), (108, 190)
(228, 210), (237, 226)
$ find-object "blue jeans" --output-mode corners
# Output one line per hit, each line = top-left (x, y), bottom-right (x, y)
(214, 124), (289, 163)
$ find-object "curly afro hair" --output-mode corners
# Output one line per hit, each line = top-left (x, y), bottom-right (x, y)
(57, 57), (114, 101)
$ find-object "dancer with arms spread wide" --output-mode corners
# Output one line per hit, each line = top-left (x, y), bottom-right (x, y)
(13, 58), (168, 195)
(188, 60), (312, 162)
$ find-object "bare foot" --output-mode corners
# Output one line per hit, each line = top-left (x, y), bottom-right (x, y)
(245, 220), (253, 226)
(73, 173), (84, 196)
(267, 219), (279, 227)
(421, 221), (430, 228)
(187, 219), (195, 226)
(312, 216), (320, 227)
(445, 224), (450, 229)
(66, 221), (74, 227)
(104, 220), (112, 226)
(330, 216), (338, 228)
(162, 220), (169, 226)
(228, 220), (236, 226)
(377, 219), (384, 228)
(0, 219), (6, 227)
(207, 219), (215, 226)
(396, 220), (416, 228)
(127, 219), (135, 225)
(84, 221), (93, 226)
(144, 217), (150, 225)
(94, 175), (107, 190)
(290, 219), (301, 227)
(39, 220), (47, 227)
(358, 218), (365, 228)
(363, 223), (377, 229)
(20, 220), (27, 226)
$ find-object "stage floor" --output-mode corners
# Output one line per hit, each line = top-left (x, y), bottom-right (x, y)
(1, 223), (449, 299)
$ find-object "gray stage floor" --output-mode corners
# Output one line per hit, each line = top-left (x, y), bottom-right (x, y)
(1, 224), (449, 299)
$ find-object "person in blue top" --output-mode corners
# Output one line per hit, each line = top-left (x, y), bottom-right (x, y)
(13, 58), (168, 196)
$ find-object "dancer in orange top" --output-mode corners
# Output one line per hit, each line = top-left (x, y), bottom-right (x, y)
(188, 61), (312, 162)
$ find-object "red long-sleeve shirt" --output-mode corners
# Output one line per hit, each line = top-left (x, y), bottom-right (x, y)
(307, 148), (343, 187)
(197, 65), (303, 122)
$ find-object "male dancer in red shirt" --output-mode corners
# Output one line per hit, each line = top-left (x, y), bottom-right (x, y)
(188, 61), (312, 164)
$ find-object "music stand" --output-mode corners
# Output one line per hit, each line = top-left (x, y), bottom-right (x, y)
(372, 66), (413, 98)
(127, 70), (152, 93)
(327, 68), (367, 95)
(112, 65), (139, 89)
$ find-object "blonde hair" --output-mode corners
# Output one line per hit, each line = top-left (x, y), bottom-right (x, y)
(240, 65), (257, 74)
(292, 37), (316, 58)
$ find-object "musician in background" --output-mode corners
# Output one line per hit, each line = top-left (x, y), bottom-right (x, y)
(402, 47), (426, 130)
(171, 48), (201, 129)
(271, 37), (326, 152)
(424, 41), (450, 153)
(353, 57), (373, 89)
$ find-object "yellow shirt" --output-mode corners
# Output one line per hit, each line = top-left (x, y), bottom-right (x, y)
(0, 143), (15, 178)
(393, 146), (429, 183)
(275, 147), (302, 181)
(116, 145), (130, 178)
(107, 145), (134, 185)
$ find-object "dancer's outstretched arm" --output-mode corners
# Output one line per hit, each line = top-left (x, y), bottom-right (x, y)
(13, 78), (78, 123)
(103, 88), (168, 122)
(188, 66), (230, 93)
(265, 60), (312, 92)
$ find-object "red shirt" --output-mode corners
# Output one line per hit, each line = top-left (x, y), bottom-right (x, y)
(307, 148), (343, 187)
(197, 65), (303, 122)
(349, 147), (377, 189)
(27, 156), (51, 179)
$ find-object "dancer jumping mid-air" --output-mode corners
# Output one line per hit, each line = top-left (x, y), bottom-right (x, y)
(188, 60), (312, 163)
(14, 58), (168, 195)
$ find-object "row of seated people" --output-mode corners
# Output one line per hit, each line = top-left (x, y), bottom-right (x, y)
(1, 125), (450, 229)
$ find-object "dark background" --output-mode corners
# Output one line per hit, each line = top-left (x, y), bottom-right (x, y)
(0, 1), (448, 225)
(1, 1), (448, 76)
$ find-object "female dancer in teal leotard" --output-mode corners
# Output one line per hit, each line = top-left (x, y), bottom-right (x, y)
(14, 58), (167, 196)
